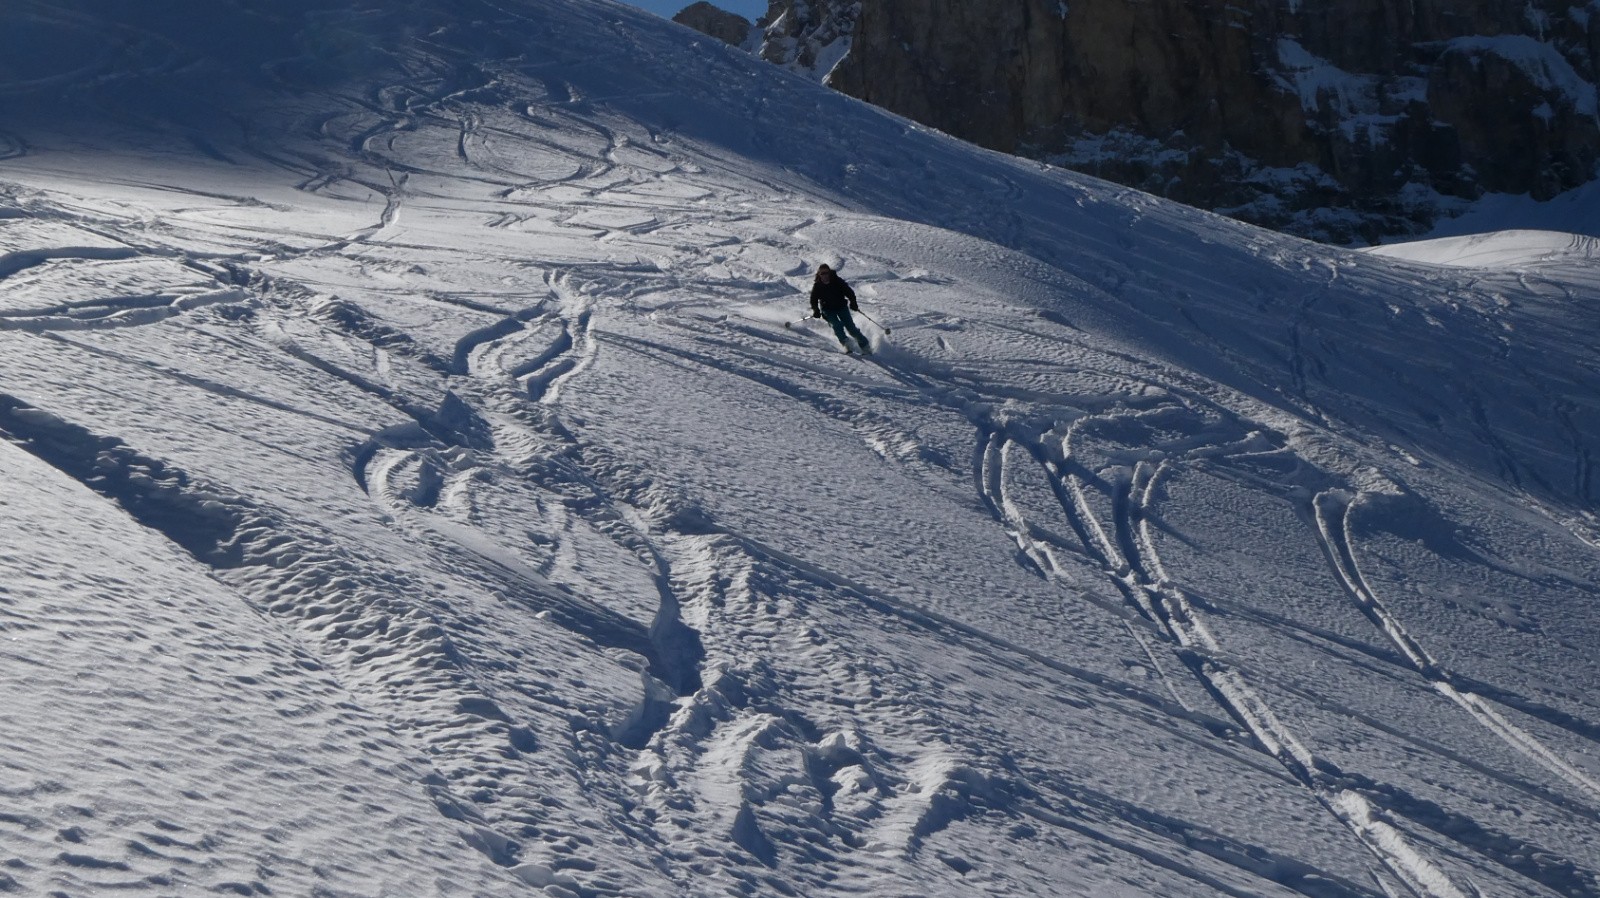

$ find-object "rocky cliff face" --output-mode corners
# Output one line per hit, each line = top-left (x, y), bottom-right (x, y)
(704, 0), (1600, 243)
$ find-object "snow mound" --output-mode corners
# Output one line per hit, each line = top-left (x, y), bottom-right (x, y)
(1366, 229), (1600, 267)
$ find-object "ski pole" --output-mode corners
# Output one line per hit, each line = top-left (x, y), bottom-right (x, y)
(783, 315), (812, 329)
(856, 310), (891, 335)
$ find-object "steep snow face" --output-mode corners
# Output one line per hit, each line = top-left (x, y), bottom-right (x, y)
(2, 2), (1599, 897)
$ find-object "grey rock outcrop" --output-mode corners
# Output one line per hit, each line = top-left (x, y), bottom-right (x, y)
(754, 0), (1600, 243)
(673, 1), (755, 48)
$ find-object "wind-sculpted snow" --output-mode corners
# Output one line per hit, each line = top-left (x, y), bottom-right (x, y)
(2, 1), (1599, 897)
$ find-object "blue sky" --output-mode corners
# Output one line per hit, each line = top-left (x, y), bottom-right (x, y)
(621, 0), (767, 21)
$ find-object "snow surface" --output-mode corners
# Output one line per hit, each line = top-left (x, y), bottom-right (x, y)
(1, 1), (1599, 897)
(1365, 229), (1600, 268)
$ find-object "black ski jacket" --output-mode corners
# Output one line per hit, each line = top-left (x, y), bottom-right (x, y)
(810, 276), (857, 314)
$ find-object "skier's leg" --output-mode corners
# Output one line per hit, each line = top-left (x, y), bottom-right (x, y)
(841, 311), (870, 349)
(822, 310), (851, 346)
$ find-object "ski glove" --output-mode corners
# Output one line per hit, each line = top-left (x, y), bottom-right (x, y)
(849, 302), (859, 311)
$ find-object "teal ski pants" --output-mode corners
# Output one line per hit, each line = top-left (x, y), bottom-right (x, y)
(820, 308), (869, 348)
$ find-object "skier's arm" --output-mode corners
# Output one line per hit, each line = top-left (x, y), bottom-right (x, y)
(809, 283), (821, 316)
(843, 281), (858, 310)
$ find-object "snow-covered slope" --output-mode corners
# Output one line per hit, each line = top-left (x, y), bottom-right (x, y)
(1367, 230), (1600, 268)
(2, 2), (1598, 897)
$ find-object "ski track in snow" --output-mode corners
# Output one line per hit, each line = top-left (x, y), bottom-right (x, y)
(967, 395), (1473, 898)
(2, 2), (1600, 897)
(1312, 490), (1600, 808)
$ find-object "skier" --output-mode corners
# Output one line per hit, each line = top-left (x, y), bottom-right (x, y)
(809, 264), (871, 354)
